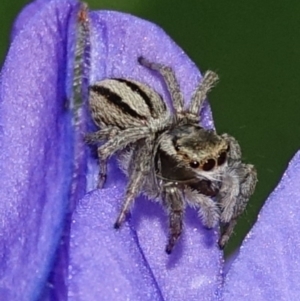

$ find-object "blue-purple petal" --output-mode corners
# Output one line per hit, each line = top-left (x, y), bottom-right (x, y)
(68, 189), (164, 301)
(0, 0), (77, 300)
(68, 11), (222, 301)
(223, 151), (300, 300)
(11, 0), (49, 39)
(11, 0), (77, 41)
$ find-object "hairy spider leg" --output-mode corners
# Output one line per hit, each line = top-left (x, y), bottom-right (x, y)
(163, 186), (184, 254)
(114, 137), (154, 227)
(138, 56), (184, 113)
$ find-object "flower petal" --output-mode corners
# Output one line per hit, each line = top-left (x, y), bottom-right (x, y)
(11, 0), (50, 39)
(223, 151), (300, 300)
(0, 0), (77, 300)
(68, 189), (164, 301)
(68, 11), (222, 301)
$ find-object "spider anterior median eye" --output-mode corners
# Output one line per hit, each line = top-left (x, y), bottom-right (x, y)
(189, 161), (200, 168)
(202, 159), (216, 171)
(217, 151), (227, 166)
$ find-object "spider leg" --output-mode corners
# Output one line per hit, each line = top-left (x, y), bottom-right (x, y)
(98, 127), (150, 160)
(218, 133), (244, 223)
(185, 186), (220, 228)
(233, 163), (257, 216)
(221, 133), (242, 160)
(114, 137), (153, 228)
(188, 71), (219, 117)
(138, 56), (184, 113)
(219, 162), (257, 247)
(163, 186), (184, 254)
(218, 172), (240, 223)
(97, 154), (107, 189)
(229, 163), (257, 220)
(218, 219), (237, 249)
(93, 127), (150, 189)
(86, 127), (119, 188)
(219, 163), (254, 222)
(85, 126), (119, 144)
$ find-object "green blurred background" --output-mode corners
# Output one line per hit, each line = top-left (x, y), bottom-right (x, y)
(1, 0), (300, 255)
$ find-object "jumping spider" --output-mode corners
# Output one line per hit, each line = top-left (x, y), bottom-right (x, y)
(86, 57), (257, 254)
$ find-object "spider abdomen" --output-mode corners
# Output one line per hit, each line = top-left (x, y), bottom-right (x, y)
(89, 78), (167, 129)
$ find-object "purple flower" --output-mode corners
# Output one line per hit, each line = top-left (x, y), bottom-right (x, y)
(1, 1), (300, 300)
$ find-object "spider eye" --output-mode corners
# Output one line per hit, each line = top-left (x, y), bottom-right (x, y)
(217, 151), (227, 166)
(189, 161), (200, 168)
(202, 159), (216, 171)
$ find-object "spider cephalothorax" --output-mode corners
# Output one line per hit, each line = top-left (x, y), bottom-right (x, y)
(86, 57), (257, 254)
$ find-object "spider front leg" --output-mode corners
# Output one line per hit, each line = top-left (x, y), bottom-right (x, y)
(185, 185), (220, 229)
(221, 133), (242, 160)
(114, 137), (154, 228)
(217, 171), (241, 224)
(217, 133), (243, 223)
(218, 163), (257, 248)
(219, 219), (238, 249)
(162, 185), (185, 254)
(217, 134), (257, 248)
